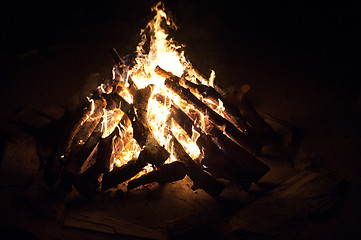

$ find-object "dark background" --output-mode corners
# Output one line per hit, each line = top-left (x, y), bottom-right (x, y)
(1, 0), (360, 110)
(1, 0), (359, 68)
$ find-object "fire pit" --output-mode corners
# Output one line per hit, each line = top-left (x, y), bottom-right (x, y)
(41, 2), (280, 198)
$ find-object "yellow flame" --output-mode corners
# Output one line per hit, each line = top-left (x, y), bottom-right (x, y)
(171, 120), (201, 160)
(209, 70), (216, 87)
(130, 2), (188, 89)
(96, 3), (222, 178)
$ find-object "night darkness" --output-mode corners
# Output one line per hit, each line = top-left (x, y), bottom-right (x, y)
(1, 1), (361, 239)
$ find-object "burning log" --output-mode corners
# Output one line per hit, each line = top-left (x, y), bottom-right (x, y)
(101, 148), (153, 191)
(228, 84), (281, 144)
(58, 98), (106, 191)
(157, 111), (225, 196)
(65, 121), (103, 175)
(127, 161), (186, 190)
(155, 66), (255, 136)
(169, 104), (269, 189)
(72, 98), (106, 144)
(112, 86), (170, 168)
(163, 75), (262, 155)
(208, 125), (269, 183)
(170, 133), (225, 197)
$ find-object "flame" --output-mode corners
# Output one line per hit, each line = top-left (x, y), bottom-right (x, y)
(130, 2), (187, 88)
(93, 2), (225, 178)
(123, 2), (213, 165)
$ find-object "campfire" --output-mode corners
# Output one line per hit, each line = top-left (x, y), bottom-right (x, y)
(43, 2), (279, 198)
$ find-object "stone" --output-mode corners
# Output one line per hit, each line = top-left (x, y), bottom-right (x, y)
(0, 127), (39, 186)
(222, 171), (341, 239)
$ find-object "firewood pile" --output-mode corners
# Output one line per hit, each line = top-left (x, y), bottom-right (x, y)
(41, 49), (280, 198)
(41, 3), (281, 198)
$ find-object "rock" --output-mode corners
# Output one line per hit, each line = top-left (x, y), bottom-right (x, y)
(24, 177), (66, 221)
(293, 146), (313, 170)
(222, 171), (341, 239)
(0, 127), (39, 186)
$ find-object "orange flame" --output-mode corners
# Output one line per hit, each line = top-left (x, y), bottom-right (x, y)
(97, 2), (220, 176)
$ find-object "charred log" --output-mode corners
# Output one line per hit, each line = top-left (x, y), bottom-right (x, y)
(59, 120), (103, 191)
(169, 104), (269, 189)
(208, 125), (269, 183)
(113, 86), (170, 168)
(229, 84), (281, 144)
(171, 134), (225, 197)
(155, 66), (255, 137)
(101, 147), (158, 191)
(72, 98), (106, 144)
(182, 80), (254, 133)
(161, 112), (225, 197)
(65, 120), (103, 174)
(127, 161), (186, 190)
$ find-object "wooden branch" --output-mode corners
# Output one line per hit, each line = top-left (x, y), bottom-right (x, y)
(127, 161), (186, 190)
